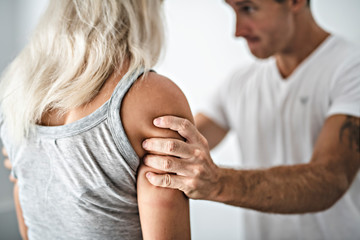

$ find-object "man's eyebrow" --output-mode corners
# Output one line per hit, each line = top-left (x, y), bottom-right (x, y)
(226, 0), (254, 6)
(235, 0), (254, 6)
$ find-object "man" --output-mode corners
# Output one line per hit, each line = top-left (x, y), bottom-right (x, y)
(142, 0), (360, 239)
(3, 149), (13, 180)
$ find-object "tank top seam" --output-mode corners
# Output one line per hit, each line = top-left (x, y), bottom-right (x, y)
(36, 113), (109, 139)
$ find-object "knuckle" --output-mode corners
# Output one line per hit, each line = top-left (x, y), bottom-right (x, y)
(193, 149), (206, 161)
(189, 179), (198, 190)
(193, 168), (201, 178)
(193, 165), (204, 177)
(162, 158), (172, 171)
(166, 141), (177, 153)
(180, 119), (191, 131)
(193, 148), (202, 157)
(163, 174), (172, 187)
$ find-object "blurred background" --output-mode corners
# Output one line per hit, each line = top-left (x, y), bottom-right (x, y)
(0, 0), (359, 239)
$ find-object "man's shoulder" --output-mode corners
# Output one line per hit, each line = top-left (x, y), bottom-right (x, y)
(330, 35), (359, 51)
(321, 35), (360, 63)
(319, 35), (360, 80)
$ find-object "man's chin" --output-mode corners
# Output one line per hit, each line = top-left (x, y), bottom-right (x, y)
(248, 45), (271, 59)
(249, 48), (272, 59)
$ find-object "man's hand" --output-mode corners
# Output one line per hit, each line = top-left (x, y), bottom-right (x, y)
(142, 116), (223, 200)
(2, 147), (16, 183)
(3, 147), (11, 169)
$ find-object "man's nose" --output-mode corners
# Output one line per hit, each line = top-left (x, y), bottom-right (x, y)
(235, 16), (249, 37)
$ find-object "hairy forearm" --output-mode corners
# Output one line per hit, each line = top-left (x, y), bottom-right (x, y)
(214, 162), (351, 214)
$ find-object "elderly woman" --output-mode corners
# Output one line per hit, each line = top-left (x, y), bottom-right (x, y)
(0, 0), (191, 239)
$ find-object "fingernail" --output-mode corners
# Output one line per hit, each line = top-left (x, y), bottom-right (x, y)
(142, 140), (148, 149)
(146, 172), (152, 179)
(153, 117), (161, 126)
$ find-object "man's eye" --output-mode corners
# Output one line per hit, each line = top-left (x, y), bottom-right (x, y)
(241, 6), (255, 13)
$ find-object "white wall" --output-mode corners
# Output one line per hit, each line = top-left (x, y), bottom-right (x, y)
(0, 0), (359, 239)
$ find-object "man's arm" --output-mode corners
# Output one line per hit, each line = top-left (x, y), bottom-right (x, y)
(3, 148), (27, 238)
(143, 114), (360, 213)
(215, 115), (359, 213)
(194, 113), (228, 150)
(2, 147), (16, 183)
(121, 72), (191, 239)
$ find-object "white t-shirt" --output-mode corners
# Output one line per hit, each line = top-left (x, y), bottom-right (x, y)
(201, 35), (360, 240)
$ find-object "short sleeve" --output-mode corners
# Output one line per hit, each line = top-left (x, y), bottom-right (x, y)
(197, 75), (233, 130)
(198, 62), (256, 130)
(327, 55), (360, 118)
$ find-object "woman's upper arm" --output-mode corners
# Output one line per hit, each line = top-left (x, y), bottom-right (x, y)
(137, 164), (190, 240)
(121, 72), (192, 239)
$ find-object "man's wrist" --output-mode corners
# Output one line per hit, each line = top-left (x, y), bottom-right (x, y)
(209, 167), (237, 204)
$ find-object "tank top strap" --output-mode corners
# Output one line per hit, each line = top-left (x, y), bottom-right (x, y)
(107, 67), (145, 172)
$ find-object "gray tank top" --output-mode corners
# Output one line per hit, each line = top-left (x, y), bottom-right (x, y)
(0, 68), (146, 239)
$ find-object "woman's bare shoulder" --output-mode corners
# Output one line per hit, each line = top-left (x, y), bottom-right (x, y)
(121, 71), (194, 158)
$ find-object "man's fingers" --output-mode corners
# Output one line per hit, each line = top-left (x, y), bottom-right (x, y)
(145, 172), (187, 191)
(9, 174), (17, 183)
(143, 138), (194, 158)
(4, 158), (12, 170)
(2, 147), (15, 183)
(153, 116), (200, 143)
(2, 147), (8, 157)
(143, 155), (190, 176)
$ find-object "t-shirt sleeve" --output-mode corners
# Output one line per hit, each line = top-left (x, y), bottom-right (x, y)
(198, 64), (255, 130)
(197, 74), (234, 130)
(327, 55), (360, 118)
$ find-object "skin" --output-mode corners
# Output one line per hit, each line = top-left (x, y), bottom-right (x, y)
(121, 72), (192, 240)
(3, 69), (192, 239)
(142, 0), (360, 214)
(2, 147), (16, 183)
(14, 183), (28, 240)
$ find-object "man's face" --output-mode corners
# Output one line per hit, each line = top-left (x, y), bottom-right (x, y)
(226, 0), (295, 58)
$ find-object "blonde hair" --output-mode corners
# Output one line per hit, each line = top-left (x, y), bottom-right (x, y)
(0, 0), (164, 142)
